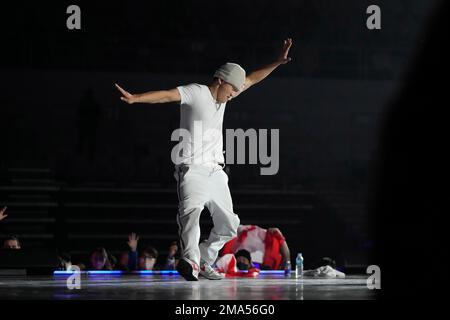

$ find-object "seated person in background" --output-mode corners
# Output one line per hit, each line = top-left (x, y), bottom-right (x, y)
(88, 247), (113, 270)
(57, 252), (72, 270)
(115, 233), (159, 271)
(163, 241), (180, 270)
(115, 233), (139, 271)
(312, 257), (337, 270)
(0, 206), (8, 222)
(220, 225), (291, 270)
(303, 257), (345, 278)
(109, 254), (117, 270)
(117, 251), (131, 271)
(138, 246), (158, 271)
(3, 235), (21, 250)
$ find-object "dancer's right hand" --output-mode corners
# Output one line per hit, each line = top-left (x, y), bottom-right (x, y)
(115, 83), (136, 104)
(127, 232), (139, 251)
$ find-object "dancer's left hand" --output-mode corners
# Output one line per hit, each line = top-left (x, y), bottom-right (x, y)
(277, 38), (293, 64)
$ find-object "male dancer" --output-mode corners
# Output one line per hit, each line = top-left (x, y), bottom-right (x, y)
(115, 38), (293, 280)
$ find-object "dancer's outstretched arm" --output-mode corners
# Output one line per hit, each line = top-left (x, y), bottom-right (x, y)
(237, 38), (293, 96)
(115, 83), (181, 104)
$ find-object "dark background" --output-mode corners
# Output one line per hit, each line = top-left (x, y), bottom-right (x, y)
(0, 0), (445, 296)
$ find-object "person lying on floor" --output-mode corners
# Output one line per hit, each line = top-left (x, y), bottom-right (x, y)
(215, 249), (261, 276)
(217, 224), (291, 271)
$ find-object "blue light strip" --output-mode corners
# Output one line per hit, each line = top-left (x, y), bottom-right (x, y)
(137, 270), (179, 275)
(53, 270), (178, 275)
(54, 270), (286, 275)
(88, 270), (123, 275)
(54, 270), (84, 275)
(259, 270), (285, 274)
(54, 270), (123, 275)
(231, 270), (285, 274)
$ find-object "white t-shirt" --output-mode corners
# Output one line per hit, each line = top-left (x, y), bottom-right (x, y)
(175, 83), (227, 166)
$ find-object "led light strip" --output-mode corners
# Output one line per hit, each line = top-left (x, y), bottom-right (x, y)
(53, 270), (285, 275)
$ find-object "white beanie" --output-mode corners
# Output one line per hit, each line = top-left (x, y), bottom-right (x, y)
(213, 62), (246, 91)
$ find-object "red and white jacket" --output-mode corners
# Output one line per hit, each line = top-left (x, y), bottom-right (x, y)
(217, 225), (285, 274)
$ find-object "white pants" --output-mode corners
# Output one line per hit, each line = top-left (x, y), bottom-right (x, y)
(174, 164), (240, 267)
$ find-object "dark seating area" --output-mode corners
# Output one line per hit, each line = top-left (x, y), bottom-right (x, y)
(0, 166), (370, 273)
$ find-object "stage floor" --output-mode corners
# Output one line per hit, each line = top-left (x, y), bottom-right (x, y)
(0, 274), (377, 300)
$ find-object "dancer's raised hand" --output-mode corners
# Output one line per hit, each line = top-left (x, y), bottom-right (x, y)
(115, 83), (136, 104)
(277, 38), (293, 64)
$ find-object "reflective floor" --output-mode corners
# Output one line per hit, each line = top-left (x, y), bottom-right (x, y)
(0, 274), (377, 300)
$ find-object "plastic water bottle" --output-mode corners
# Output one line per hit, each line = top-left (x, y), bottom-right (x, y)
(295, 253), (304, 278)
(284, 261), (291, 277)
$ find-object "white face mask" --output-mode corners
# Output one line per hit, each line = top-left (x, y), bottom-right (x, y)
(144, 258), (156, 270)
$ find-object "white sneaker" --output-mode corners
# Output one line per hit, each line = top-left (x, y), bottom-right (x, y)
(199, 263), (224, 280)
